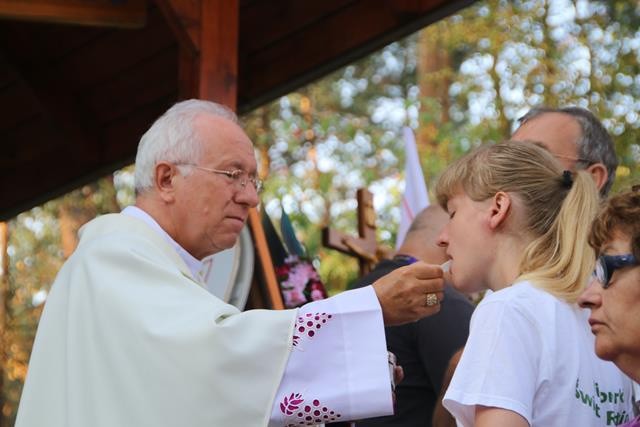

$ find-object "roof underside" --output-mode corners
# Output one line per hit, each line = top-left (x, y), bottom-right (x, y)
(0, 0), (475, 220)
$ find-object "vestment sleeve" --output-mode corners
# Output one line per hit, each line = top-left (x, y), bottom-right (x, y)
(269, 286), (392, 426)
(442, 298), (541, 427)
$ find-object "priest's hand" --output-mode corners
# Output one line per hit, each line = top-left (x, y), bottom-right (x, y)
(372, 261), (444, 326)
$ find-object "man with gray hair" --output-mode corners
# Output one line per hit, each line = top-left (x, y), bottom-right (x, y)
(16, 99), (446, 427)
(512, 106), (618, 196)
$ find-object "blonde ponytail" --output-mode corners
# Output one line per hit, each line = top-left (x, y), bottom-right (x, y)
(518, 171), (600, 302)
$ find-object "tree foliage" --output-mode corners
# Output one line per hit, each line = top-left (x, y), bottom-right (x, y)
(1, 174), (130, 423)
(1, 0), (639, 424)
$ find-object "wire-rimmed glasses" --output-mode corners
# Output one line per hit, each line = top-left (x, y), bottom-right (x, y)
(178, 163), (263, 192)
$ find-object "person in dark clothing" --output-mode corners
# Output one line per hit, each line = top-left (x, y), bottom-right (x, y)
(351, 205), (474, 427)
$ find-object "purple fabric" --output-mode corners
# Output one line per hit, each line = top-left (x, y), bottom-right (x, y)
(621, 415), (640, 427)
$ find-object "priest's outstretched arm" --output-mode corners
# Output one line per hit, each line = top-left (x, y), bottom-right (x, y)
(15, 99), (444, 427)
(269, 263), (444, 426)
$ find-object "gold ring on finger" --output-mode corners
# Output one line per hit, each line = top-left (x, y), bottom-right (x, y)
(425, 293), (439, 307)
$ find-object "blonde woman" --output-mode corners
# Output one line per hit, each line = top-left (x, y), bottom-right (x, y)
(436, 142), (633, 426)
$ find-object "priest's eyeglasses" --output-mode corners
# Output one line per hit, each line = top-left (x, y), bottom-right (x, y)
(593, 253), (639, 289)
(179, 164), (263, 192)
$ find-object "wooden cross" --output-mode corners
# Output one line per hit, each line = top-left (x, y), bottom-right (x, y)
(322, 189), (381, 276)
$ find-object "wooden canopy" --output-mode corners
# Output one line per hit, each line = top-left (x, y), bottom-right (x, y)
(0, 0), (476, 308)
(0, 0), (475, 221)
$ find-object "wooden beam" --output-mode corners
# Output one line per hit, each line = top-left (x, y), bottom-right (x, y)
(151, 0), (201, 99)
(154, 0), (200, 55)
(198, 0), (238, 105)
(156, 0), (200, 98)
(192, 0), (284, 310)
(0, 0), (147, 28)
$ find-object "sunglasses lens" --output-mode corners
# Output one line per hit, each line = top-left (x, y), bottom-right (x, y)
(594, 258), (608, 287)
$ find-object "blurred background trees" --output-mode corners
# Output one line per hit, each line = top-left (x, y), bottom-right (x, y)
(2, 0), (640, 424)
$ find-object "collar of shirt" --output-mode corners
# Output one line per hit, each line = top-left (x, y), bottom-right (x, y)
(121, 206), (204, 280)
(392, 254), (418, 265)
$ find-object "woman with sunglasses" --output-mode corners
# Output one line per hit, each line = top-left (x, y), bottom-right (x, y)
(436, 142), (633, 427)
(579, 187), (640, 427)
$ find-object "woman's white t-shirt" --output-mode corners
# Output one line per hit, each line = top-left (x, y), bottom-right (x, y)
(444, 280), (634, 427)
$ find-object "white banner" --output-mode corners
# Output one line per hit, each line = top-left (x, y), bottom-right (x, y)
(396, 127), (429, 249)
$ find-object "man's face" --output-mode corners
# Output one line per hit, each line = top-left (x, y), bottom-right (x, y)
(171, 115), (259, 259)
(511, 112), (583, 170)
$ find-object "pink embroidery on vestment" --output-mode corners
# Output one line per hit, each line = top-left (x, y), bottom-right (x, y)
(292, 312), (333, 349)
(279, 392), (342, 426)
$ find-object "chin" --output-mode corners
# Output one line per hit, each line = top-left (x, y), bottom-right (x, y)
(451, 274), (483, 295)
(594, 340), (617, 362)
(198, 234), (239, 259)
(218, 234), (240, 250)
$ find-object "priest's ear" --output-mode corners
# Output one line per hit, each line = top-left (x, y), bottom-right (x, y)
(154, 162), (180, 203)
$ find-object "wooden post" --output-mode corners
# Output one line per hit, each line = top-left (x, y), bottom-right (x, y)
(157, 0), (284, 310)
(0, 222), (8, 418)
(196, 0), (283, 310)
(323, 189), (379, 276)
(198, 0), (237, 106)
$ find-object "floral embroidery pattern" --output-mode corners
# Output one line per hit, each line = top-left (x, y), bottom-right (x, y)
(279, 392), (342, 426)
(280, 392), (304, 416)
(292, 312), (333, 348)
(276, 255), (328, 308)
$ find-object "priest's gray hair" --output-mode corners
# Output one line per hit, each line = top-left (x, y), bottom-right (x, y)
(134, 99), (238, 193)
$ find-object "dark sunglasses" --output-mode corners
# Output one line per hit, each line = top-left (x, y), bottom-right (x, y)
(593, 254), (639, 288)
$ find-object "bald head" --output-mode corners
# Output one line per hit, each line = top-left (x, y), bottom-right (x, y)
(397, 205), (449, 264)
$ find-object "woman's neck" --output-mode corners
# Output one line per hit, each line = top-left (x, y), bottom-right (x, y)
(613, 353), (640, 384)
(487, 235), (529, 291)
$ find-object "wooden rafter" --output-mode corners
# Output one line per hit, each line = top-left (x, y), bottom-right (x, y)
(154, 0), (200, 55)
(0, 0), (479, 227)
(0, 0), (147, 28)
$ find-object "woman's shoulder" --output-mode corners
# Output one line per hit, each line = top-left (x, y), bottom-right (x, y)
(481, 280), (556, 306)
(477, 280), (572, 325)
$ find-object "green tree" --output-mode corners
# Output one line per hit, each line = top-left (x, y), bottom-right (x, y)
(244, 0), (640, 296)
(2, 1), (640, 423)
(1, 174), (128, 425)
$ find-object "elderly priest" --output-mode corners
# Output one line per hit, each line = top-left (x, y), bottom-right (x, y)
(16, 100), (445, 427)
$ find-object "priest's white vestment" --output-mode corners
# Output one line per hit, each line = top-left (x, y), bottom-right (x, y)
(16, 213), (392, 427)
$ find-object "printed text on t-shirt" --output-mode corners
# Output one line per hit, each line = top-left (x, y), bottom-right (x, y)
(575, 379), (630, 425)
